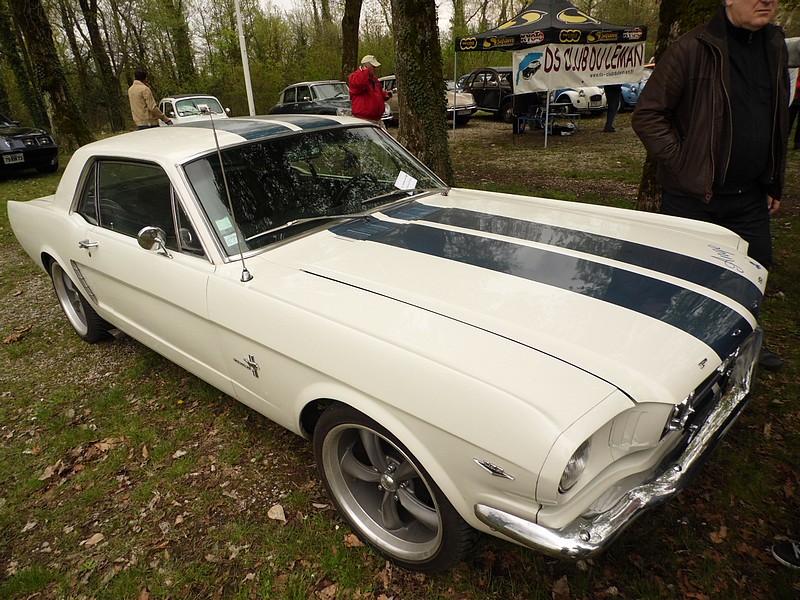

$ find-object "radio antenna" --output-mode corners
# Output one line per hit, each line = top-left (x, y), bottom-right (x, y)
(199, 104), (253, 282)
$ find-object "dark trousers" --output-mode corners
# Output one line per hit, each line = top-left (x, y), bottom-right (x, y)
(604, 85), (622, 131)
(661, 188), (773, 269)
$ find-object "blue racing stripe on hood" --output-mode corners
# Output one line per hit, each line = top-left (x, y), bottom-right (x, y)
(383, 202), (763, 318)
(330, 219), (751, 358)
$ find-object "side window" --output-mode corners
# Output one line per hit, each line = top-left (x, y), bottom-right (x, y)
(487, 72), (498, 87)
(296, 86), (311, 102)
(162, 102), (175, 118)
(283, 88), (296, 103)
(76, 163), (99, 225)
(76, 160), (205, 257)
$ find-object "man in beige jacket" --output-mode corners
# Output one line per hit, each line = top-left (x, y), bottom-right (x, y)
(128, 70), (172, 129)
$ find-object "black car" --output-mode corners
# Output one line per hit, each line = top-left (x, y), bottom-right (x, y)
(268, 81), (352, 116)
(461, 67), (543, 123)
(0, 114), (59, 175)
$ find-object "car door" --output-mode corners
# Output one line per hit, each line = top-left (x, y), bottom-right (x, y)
(481, 70), (503, 111)
(68, 159), (234, 394)
(294, 85), (312, 113)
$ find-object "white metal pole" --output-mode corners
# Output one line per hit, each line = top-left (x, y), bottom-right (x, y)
(234, 0), (256, 116)
(452, 54), (458, 136)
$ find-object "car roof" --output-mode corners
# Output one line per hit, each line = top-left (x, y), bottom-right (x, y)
(160, 94), (222, 101)
(283, 80), (345, 88)
(70, 115), (370, 165)
(470, 67), (512, 73)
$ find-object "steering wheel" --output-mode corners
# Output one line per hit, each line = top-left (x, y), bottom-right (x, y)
(331, 173), (378, 209)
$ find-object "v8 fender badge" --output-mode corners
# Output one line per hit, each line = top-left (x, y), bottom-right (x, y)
(234, 354), (260, 378)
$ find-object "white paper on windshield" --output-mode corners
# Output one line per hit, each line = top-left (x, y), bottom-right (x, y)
(394, 171), (417, 190)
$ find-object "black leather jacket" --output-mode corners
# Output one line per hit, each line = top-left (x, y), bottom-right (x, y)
(632, 8), (789, 201)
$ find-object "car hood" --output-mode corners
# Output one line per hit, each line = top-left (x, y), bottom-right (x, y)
(259, 189), (764, 405)
(319, 97), (351, 109)
(0, 125), (49, 138)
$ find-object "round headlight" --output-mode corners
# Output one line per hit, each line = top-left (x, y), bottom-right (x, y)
(559, 440), (591, 493)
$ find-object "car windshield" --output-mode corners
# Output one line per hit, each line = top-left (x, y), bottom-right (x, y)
(175, 97), (224, 116)
(183, 125), (445, 256)
(312, 83), (349, 100)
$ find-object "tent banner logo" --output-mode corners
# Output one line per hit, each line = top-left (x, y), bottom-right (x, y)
(482, 36), (515, 49)
(513, 42), (646, 92)
(559, 29), (582, 43)
(623, 27), (645, 40)
(587, 30), (619, 43)
(498, 9), (546, 29)
(458, 37), (478, 50)
(557, 8), (600, 25)
(520, 30), (546, 45)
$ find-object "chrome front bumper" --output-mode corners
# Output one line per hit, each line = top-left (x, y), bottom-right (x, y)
(475, 328), (762, 559)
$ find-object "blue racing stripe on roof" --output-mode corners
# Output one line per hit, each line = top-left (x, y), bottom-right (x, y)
(382, 201), (763, 318)
(265, 115), (341, 129)
(330, 219), (751, 358)
(183, 119), (293, 139)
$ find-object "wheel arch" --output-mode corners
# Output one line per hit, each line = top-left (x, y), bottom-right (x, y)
(298, 391), (480, 526)
(295, 382), (542, 536)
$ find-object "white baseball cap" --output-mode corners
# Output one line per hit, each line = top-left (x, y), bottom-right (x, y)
(360, 55), (381, 67)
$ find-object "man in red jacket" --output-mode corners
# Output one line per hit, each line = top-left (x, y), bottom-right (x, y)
(348, 55), (390, 127)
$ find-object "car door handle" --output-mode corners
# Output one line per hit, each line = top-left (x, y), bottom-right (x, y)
(78, 239), (99, 249)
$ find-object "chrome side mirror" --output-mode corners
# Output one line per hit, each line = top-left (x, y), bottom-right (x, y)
(137, 226), (172, 258)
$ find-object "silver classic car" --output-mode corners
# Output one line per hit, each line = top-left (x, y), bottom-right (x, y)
(8, 116), (764, 573)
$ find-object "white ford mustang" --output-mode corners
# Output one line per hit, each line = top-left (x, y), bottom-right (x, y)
(8, 115), (765, 573)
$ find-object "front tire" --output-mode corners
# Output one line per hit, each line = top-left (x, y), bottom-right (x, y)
(49, 260), (111, 343)
(499, 100), (514, 123)
(313, 403), (479, 573)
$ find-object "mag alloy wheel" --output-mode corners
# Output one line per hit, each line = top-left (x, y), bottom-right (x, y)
(313, 404), (478, 573)
(49, 260), (110, 343)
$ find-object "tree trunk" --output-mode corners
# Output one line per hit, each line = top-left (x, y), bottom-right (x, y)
(57, 0), (92, 118)
(341, 0), (363, 80)
(390, 0), (453, 184)
(635, 0), (719, 212)
(164, 0), (196, 87)
(10, 0), (94, 148)
(78, 0), (127, 131)
(0, 72), (9, 115)
(0, 0), (50, 128)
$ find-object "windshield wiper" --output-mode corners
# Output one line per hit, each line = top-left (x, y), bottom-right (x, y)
(245, 212), (372, 243)
(360, 186), (450, 208)
(244, 187), (450, 243)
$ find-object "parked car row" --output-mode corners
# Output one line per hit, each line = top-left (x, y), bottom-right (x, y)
(268, 80), (392, 123)
(379, 75), (477, 126)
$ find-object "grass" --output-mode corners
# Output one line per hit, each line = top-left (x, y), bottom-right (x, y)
(1, 114), (798, 598)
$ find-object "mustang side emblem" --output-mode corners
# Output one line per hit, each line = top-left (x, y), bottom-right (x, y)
(234, 354), (260, 378)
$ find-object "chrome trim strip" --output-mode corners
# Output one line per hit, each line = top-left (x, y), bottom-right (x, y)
(475, 328), (762, 559)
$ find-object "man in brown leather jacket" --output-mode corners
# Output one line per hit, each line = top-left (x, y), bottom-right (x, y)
(632, 0), (789, 371)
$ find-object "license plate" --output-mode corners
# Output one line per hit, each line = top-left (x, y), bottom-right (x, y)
(457, 109), (471, 115)
(3, 153), (24, 165)
(589, 101), (601, 108)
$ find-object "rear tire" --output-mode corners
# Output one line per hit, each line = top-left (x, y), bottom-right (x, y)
(49, 260), (111, 343)
(313, 403), (480, 573)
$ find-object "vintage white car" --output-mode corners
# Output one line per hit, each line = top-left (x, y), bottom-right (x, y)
(8, 116), (765, 573)
(553, 86), (607, 114)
